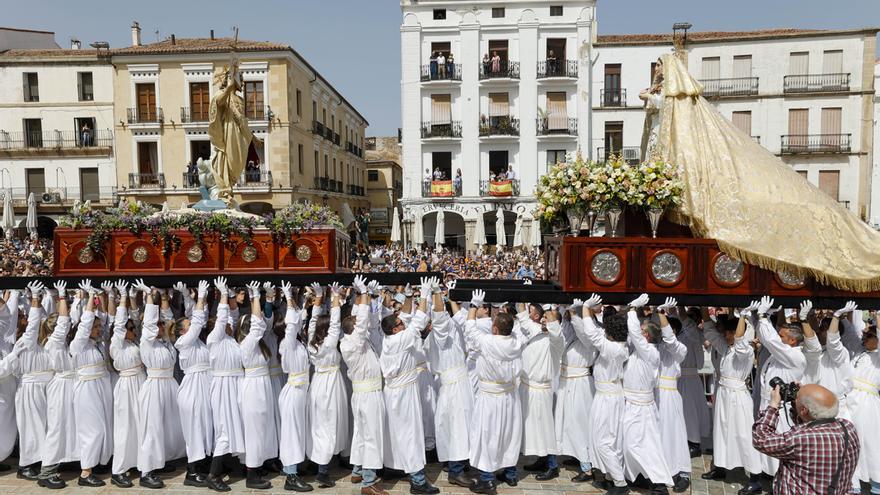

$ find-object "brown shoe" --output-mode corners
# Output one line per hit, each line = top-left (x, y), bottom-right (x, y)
(361, 485), (389, 495)
(351, 475), (363, 484)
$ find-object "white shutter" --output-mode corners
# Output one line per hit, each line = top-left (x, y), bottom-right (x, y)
(789, 52), (809, 75)
(732, 111), (752, 136)
(489, 93), (509, 117)
(818, 171), (840, 200)
(547, 92), (567, 130)
(431, 94), (451, 124)
(821, 107), (842, 148)
(733, 55), (752, 78)
(701, 57), (720, 79)
(822, 50), (843, 74)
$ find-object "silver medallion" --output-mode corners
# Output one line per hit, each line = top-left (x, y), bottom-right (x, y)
(652, 252), (683, 284)
(590, 251), (621, 283)
(712, 254), (744, 285)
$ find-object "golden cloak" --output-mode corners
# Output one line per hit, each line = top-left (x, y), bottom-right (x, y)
(656, 53), (880, 292)
(208, 78), (253, 203)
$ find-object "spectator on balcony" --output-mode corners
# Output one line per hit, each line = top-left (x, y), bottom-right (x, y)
(245, 161), (260, 183)
(491, 51), (502, 75)
(547, 50), (558, 76)
(437, 52), (447, 79)
(505, 166), (517, 181)
(80, 123), (92, 147)
(447, 53), (455, 79)
(453, 169), (462, 193)
(482, 54), (491, 77)
(185, 161), (199, 188)
(433, 168), (444, 181)
(430, 52), (438, 80)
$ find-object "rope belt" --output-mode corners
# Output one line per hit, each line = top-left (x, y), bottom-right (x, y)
(212, 368), (243, 378)
(352, 377), (383, 394)
(146, 367), (174, 379)
(657, 375), (679, 392)
(244, 365), (269, 378)
(286, 371), (309, 387)
(595, 379), (623, 396)
(719, 375), (748, 391)
(852, 377), (879, 396)
(54, 370), (76, 380)
(439, 365), (467, 386)
(385, 366), (420, 389)
(561, 363), (592, 379)
(314, 365), (340, 374)
(680, 368), (699, 377)
(118, 365), (145, 378)
(521, 376), (552, 390)
(22, 370), (54, 384)
(478, 379), (515, 395)
(624, 388), (655, 406)
(76, 362), (107, 382)
(184, 363), (210, 374)
(416, 361), (429, 373)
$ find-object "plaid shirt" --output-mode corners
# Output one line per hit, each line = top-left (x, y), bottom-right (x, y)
(753, 406), (860, 495)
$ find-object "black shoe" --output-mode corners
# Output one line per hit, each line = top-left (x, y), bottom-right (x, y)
(140, 472), (164, 489)
(571, 471), (594, 483)
(265, 458), (284, 474)
(410, 480), (440, 494)
(495, 472), (517, 487)
(535, 467), (559, 481)
(606, 486), (631, 495)
(111, 473), (134, 488)
(738, 482), (764, 495)
(701, 466), (727, 480)
(523, 459), (548, 472)
(246, 476), (272, 490)
(631, 474), (652, 489)
(285, 474), (314, 492)
(17, 466), (40, 480)
(469, 479), (497, 495)
(689, 444), (702, 458)
(78, 474), (106, 487)
(316, 473), (335, 488)
(184, 472), (208, 487)
(37, 475), (67, 489)
(650, 483), (670, 495)
(207, 475), (232, 492)
(448, 473), (473, 488)
(672, 476), (690, 493)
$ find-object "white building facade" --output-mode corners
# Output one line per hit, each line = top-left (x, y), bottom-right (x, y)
(0, 45), (117, 235)
(400, 0), (595, 251)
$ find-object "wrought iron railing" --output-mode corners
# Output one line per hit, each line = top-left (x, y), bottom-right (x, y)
(422, 180), (461, 198)
(537, 60), (578, 79)
(479, 179), (520, 197)
(536, 117), (577, 136)
(596, 146), (641, 163)
(783, 73), (850, 93)
(700, 77), (759, 97)
(127, 107), (164, 124)
(180, 106), (210, 123)
(128, 173), (165, 189)
(420, 64), (462, 82)
(0, 129), (113, 150)
(238, 171), (272, 188)
(479, 116), (520, 137)
(479, 60), (520, 80)
(600, 88), (626, 107)
(780, 134), (851, 154)
(421, 121), (462, 139)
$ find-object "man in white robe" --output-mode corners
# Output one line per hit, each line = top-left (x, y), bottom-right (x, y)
(655, 301), (692, 493)
(464, 289), (524, 494)
(800, 300), (855, 416)
(676, 310), (712, 455)
(379, 277), (439, 495)
(559, 301), (598, 482)
(0, 289), (20, 471)
(516, 303), (563, 481)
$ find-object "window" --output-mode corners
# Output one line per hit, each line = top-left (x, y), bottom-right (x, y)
(137, 142), (159, 178)
(77, 72), (94, 101)
(603, 64), (622, 106)
(190, 140), (211, 163)
(431, 152), (452, 180)
(488, 92), (509, 119)
(818, 171), (840, 200)
(189, 82), (210, 121)
(314, 150), (319, 177)
(298, 144), (304, 174)
(823, 50), (843, 74)
(701, 57), (720, 79)
(550, 5), (563, 16)
(26, 169), (46, 197)
(23, 72), (39, 102)
(821, 107), (843, 147)
(731, 111), (752, 136)
(23, 118), (42, 147)
(489, 151), (509, 179)
(296, 90), (302, 117)
(368, 170), (379, 182)
(546, 92), (567, 130)
(547, 150), (567, 166)
(604, 122), (624, 156)
(324, 155), (329, 177)
(243, 81), (264, 120)
(431, 94), (452, 124)
(789, 52), (809, 75)
(433, 9), (446, 20)
(492, 7), (505, 18)
(788, 108), (809, 148)
(546, 38), (566, 61)
(312, 101), (317, 122)
(75, 117), (96, 146)
(79, 168), (100, 202)
(733, 55), (752, 78)
(136, 83), (157, 121)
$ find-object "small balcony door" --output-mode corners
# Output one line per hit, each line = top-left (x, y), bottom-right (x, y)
(80, 168), (100, 202)
(788, 109), (809, 148)
(23, 118), (42, 147)
(547, 92), (567, 130)
(26, 168), (46, 197)
(137, 142), (158, 176)
(189, 82), (210, 121)
(136, 83), (157, 121)
(604, 122), (623, 157)
(74, 117), (96, 146)
(604, 64), (622, 105)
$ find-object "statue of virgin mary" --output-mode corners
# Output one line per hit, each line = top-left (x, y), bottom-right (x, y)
(650, 53), (880, 292)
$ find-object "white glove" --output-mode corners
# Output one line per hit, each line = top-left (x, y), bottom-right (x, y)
(281, 281), (293, 302)
(798, 300), (813, 321)
(173, 282), (188, 295)
(197, 280), (210, 300)
(741, 301), (760, 316)
(523, 279), (532, 285)
(100, 280), (114, 295)
(262, 282), (275, 300)
(657, 296), (678, 313)
(78, 279), (96, 295)
(309, 282), (324, 298)
(585, 293), (603, 309)
(628, 293), (650, 309)
(430, 276), (442, 294)
(353, 275), (368, 294)
(329, 282), (342, 296)
(420, 277), (434, 297)
(757, 296), (775, 315)
(470, 289), (485, 307)
(27, 281), (46, 298)
(404, 283), (413, 297)
(571, 298), (584, 310)
(767, 305), (783, 316)
(115, 280), (129, 298)
(132, 278), (151, 295)
(367, 280), (381, 296)
(246, 281), (261, 299)
(446, 279), (457, 291)
(53, 280), (68, 296)
(834, 301), (858, 319)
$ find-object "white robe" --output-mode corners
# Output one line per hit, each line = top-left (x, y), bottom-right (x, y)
(427, 308), (472, 463)
(109, 304), (144, 474)
(657, 323), (690, 476)
(464, 318), (524, 473)
(15, 306), (51, 467)
(340, 303), (385, 470)
(851, 350), (880, 482)
(70, 309), (114, 469)
(239, 311), (279, 468)
(175, 308), (213, 463)
(207, 304), (246, 457)
(703, 325), (761, 474)
(307, 306), (349, 465)
(676, 318), (712, 444)
(516, 311), (563, 457)
(621, 311), (672, 486)
(138, 304), (185, 473)
(556, 316), (597, 464)
(264, 327), (285, 398)
(0, 293), (19, 462)
(755, 317), (805, 476)
(278, 306), (311, 468)
(582, 314), (628, 483)
(802, 331), (853, 416)
(42, 315), (78, 465)
(381, 310), (429, 473)
(466, 317), (493, 395)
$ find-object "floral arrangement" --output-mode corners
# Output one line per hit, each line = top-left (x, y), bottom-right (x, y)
(60, 200), (342, 256)
(636, 159), (684, 209)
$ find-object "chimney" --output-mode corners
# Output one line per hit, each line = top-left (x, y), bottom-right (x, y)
(131, 21), (141, 47)
(171, 34), (176, 45)
(70, 38), (81, 50)
(210, 29), (214, 40)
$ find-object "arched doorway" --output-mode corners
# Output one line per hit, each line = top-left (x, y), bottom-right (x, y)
(482, 209), (517, 248)
(421, 210), (465, 250)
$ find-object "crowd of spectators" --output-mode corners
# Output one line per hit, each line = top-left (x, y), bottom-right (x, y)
(0, 237), (53, 277)
(352, 245), (544, 280)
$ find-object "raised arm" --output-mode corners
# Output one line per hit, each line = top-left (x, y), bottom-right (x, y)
(70, 281), (97, 352)
(827, 302), (857, 366)
(44, 281), (71, 350)
(1, 289), (20, 348)
(240, 282), (266, 355)
(627, 304), (658, 364)
(174, 282), (196, 319)
(755, 297), (804, 369)
(322, 284), (343, 351)
(580, 295), (612, 353)
(207, 277), (230, 346)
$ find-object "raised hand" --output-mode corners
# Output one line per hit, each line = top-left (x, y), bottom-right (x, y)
(53, 280), (68, 296)
(367, 280), (381, 296)
(657, 296), (678, 313)
(628, 293), (650, 309)
(798, 300), (813, 321)
(173, 281), (188, 294)
(329, 282), (342, 296)
(570, 298), (584, 309)
(100, 280), (114, 295)
(352, 275), (368, 294)
(246, 281), (261, 299)
(197, 280), (210, 300)
(132, 278), (150, 294)
(78, 279), (95, 295)
(404, 283), (413, 297)
(470, 289), (485, 307)
(27, 280), (46, 298)
(741, 300), (760, 316)
(446, 279), (457, 291)
(420, 277), (433, 296)
(585, 293), (603, 309)
(757, 296), (775, 315)
(280, 281), (293, 302)
(834, 301), (858, 319)
(213, 276), (228, 294)
(309, 282), (324, 298)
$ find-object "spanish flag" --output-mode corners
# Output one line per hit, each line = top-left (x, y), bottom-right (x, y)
(431, 180), (454, 197)
(489, 180), (513, 197)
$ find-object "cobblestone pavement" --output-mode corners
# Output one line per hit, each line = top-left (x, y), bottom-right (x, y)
(0, 453), (763, 495)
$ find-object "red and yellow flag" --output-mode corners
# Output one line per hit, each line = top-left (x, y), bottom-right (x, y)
(431, 180), (454, 197)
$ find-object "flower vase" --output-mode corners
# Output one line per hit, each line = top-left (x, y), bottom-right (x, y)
(566, 209), (582, 237)
(605, 206), (623, 237)
(646, 207), (664, 238)
(586, 209), (599, 237)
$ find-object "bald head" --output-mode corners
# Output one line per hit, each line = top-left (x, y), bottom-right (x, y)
(796, 384), (838, 421)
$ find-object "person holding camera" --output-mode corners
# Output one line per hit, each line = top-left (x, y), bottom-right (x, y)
(752, 382), (860, 495)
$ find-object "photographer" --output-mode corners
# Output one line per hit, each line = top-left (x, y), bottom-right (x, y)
(752, 382), (860, 495)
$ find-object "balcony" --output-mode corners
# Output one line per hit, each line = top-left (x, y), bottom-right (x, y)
(128, 173), (166, 190)
(244, 105), (269, 121)
(421, 64), (462, 82)
(180, 106), (210, 123)
(182, 172), (200, 189)
(422, 180), (461, 198)
(596, 147), (641, 164)
(421, 121), (462, 139)
(479, 60), (520, 80)
(783, 73), (850, 94)
(479, 116), (520, 137)
(346, 142), (364, 158)
(537, 60), (578, 79)
(0, 130), (113, 157)
(333, 132), (340, 146)
(701, 77), (759, 98)
(314, 176), (330, 191)
(600, 89), (627, 107)
(536, 117), (577, 136)
(4, 186), (117, 207)
(313, 120), (325, 136)
(238, 170), (273, 189)
(480, 179), (520, 197)
(126, 107), (164, 124)
(348, 184), (366, 196)
(780, 134), (852, 154)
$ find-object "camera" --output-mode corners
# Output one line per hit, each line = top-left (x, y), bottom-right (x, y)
(769, 377), (800, 402)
